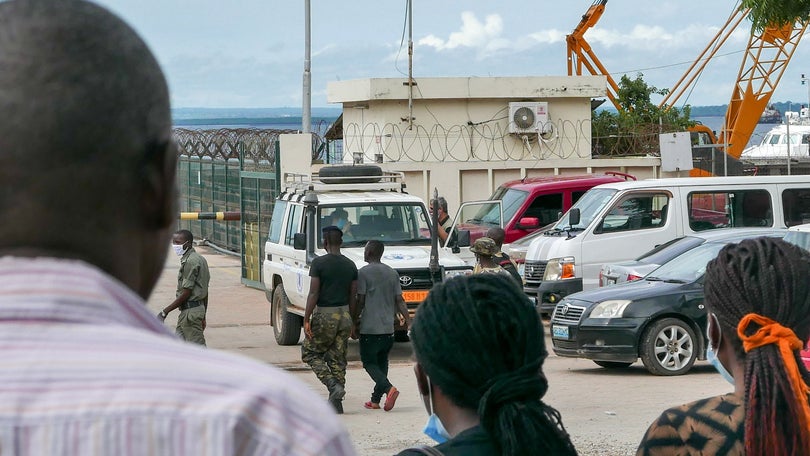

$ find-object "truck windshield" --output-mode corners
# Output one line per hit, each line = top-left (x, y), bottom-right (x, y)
(489, 187), (528, 225)
(318, 203), (431, 247)
(552, 188), (617, 230)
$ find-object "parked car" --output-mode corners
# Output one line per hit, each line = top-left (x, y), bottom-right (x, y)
(549, 229), (785, 376)
(598, 228), (785, 287)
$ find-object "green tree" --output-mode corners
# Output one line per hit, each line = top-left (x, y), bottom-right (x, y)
(740, 0), (810, 32)
(592, 74), (693, 157)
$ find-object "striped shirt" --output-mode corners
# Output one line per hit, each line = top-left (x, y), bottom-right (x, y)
(0, 256), (356, 456)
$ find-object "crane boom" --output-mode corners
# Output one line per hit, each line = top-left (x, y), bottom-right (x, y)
(722, 21), (808, 160)
(567, 0), (807, 176)
(566, 0), (620, 110)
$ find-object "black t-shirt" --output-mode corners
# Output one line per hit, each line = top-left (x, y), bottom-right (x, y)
(496, 251), (522, 287)
(310, 253), (358, 307)
(395, 426), (496, 456)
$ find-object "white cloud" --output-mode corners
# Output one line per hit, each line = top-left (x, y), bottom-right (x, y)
(526, 29), (567, 45)
(418, 12), (504, 51)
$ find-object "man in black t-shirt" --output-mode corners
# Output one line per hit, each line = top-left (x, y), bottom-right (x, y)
(302, 226), (358, 414)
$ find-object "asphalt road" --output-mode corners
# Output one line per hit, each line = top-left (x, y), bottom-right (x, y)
(147, 245), (732, 456)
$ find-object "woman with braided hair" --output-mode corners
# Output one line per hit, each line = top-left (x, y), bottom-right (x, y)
(638, 237), (810, 456)
(396, 274), (577, 456)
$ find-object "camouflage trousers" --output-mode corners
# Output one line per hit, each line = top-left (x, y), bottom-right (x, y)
(301, 306), (352, 387)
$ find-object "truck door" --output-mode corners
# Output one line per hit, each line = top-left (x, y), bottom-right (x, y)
(279, 203), (309, 311)
(444, 200), (503, 265)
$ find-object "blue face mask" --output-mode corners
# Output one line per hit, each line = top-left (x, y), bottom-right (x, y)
(706, 345), (735, 385)
(422, 378), (451, 443)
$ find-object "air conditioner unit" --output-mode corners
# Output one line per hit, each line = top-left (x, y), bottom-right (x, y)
(508, 101), (549, 134)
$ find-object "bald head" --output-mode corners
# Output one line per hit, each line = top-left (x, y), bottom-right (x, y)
(486, 227), (506, 248)
(0, 0), (176, 297)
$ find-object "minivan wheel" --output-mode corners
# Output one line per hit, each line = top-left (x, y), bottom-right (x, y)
(593, 360), (633, 369)
(272, 283), (303, 346)
(640, 318), (697, 376)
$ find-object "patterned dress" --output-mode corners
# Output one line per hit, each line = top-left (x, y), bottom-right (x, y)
(637, 393), (744, 455)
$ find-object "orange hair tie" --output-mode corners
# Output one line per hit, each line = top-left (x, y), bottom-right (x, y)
(737, 313), (810, 434)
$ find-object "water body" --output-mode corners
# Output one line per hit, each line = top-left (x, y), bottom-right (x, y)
(692, 116), (776, 149)
(172, 116), (337, 135)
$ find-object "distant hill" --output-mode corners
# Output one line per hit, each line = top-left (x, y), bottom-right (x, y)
(595, 100), (808, 118)
(172, 107), (342, 120)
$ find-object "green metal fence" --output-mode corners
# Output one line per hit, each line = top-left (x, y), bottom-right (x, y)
(174, 128), (283, 288)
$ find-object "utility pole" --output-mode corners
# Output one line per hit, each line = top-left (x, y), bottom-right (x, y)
(302, 0), (312, 134)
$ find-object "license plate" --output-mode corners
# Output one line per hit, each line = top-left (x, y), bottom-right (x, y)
(402, 290), (429, 303)
(552, 325), (569, 339)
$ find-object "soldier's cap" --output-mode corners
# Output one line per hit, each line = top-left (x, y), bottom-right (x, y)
(322, 225), (343, 235)
(470, 237), (498, 256)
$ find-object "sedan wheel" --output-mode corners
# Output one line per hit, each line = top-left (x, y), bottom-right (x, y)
(640, 318), (697, 376)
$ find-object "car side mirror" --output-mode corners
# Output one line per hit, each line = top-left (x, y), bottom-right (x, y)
(293, 232), (307, 250)
(516, 216), (541, 229)
(569, 208), (581, 226)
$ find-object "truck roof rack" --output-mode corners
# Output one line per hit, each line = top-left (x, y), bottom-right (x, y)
(282, 170), (406, 194)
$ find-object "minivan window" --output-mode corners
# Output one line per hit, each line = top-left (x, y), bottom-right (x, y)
(688, 190), (772, 231)
(782, 188), (810, 227)
(598, 192), (670, 233)
(553, 188), (617, 230)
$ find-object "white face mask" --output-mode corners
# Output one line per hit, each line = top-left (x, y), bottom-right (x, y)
(172, 242), (188, 257)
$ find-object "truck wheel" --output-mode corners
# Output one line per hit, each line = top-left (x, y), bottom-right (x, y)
(272, 283), (303, 346)
(593, 361), (633, 369)
(319, 165), (383, 184)
(640, 318), (697, 376)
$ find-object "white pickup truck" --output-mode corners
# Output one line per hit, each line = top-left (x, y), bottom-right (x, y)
(262, 165), (472, 345)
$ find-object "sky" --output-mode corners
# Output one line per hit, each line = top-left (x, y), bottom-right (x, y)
(93, 0), (810, 110)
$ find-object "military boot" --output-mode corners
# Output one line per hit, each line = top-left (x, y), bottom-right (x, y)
(327, 379), (345, 402)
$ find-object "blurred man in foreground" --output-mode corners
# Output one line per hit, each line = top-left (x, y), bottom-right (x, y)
(0, 1), (354, 454)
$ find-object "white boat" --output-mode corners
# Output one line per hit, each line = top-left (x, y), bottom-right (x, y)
(741, 123), (810, 160)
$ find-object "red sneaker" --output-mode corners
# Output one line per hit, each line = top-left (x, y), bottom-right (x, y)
(364, 401), (381, 410)
(384, 387), (399, 411)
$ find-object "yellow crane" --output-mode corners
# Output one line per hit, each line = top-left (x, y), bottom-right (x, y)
(567, 0), (807, 176)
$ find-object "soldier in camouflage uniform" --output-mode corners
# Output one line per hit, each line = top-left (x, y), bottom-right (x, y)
(302, 225), (358, 414)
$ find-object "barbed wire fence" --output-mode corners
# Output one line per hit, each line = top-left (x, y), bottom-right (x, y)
(340, 117), (687, 162)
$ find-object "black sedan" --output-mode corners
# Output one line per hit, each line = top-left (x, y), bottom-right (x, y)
(549, 229), (784, 376)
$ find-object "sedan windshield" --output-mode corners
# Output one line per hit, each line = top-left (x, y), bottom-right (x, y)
(645, 242), (726, 283)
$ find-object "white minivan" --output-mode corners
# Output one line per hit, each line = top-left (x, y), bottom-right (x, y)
(524, 175), (810, 314)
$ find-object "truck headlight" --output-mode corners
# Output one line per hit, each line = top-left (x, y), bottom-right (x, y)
(590, 300), (631, 318)
(543, 257), (576, 281)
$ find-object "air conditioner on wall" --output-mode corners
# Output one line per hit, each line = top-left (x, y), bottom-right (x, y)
(508, 101), (549, 134)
